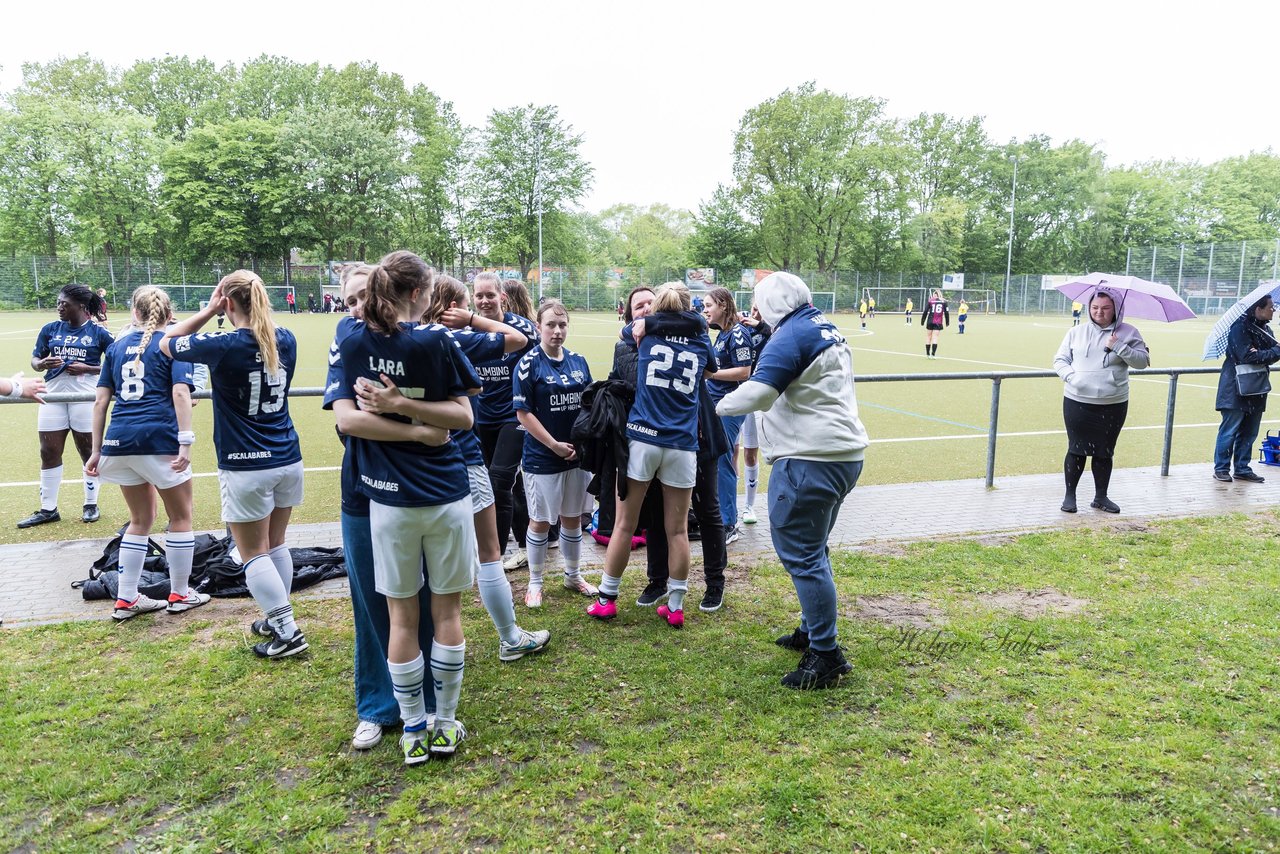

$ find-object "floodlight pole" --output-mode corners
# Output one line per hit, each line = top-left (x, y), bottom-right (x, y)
(535, 119), (546, 302)
(1005, 155), (1018, 298)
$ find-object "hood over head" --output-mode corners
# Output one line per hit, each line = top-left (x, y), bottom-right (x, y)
(755, 272), (812, 327)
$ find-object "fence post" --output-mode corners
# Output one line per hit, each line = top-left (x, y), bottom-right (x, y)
(1177, 244), (1185, 293)
(1239, 240), (1247, 292)
(1206, 243), (1215, 295)
(985, 378), (1002, 488)
(1125, 247), (1131, 275)
(1161, 374), (1179, 477)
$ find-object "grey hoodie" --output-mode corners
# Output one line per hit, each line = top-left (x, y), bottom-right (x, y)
(1052, 297), (1149, 405)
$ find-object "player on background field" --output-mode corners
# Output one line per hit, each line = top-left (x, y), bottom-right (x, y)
(514, 300), (597, 607)
(904, 297), (913, 325)
(84, 286), (208, 621)
(922, 289), (949, 359)
(331, 251), (481, 763)
(161, 270), (308, 660)
(20, 285), (114, 529)
(958, 300), (969, 335)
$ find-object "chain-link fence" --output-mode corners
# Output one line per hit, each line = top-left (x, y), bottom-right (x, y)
(6, 252), (1277, 316)
(1127, 240), (1280, 315)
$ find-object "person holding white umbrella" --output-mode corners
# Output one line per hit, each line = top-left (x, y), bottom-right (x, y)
(1052, 288), (1150, 513)
(1211, 293), (1280, 483)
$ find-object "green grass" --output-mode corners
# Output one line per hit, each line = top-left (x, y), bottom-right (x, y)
(3, 516), (1279, 850)
(0, 308), (1246, 541)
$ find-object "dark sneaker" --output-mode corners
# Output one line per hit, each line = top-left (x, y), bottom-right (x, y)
(699, 587), (724, 612)
(1060, 494), (1077, 513)
(82, 504), (100, 523)
(635, 581), (669, 607)
(17, 508), (60, 529)
(781, 647), (852, 690)
(1234, 471), (1265, 483)
(250, 619), (273, 638)
(1213, 471), (1233, 482)
(775, 627), (810, 651)
(1090, 497), (1121, 513)
(253, 630), (308, 659)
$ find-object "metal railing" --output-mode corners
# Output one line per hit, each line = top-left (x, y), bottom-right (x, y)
(3, 367), (1231, 488)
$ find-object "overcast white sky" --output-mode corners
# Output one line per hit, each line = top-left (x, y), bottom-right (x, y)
(4, 0), (1277, 213)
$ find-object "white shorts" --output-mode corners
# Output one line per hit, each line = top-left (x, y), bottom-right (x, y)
(369, 497), (477, 598)
(468, 464), (495, 513)
(96, 454), (192, 490)
(626, 440), (696, 489)
(218, 462), (304, 523)
(38, 401), (94, 433)
(740, 411), (759, 450)
(523, 468), (591, 523)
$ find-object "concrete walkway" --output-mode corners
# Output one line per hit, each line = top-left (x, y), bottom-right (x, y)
(2, 462), (1273, 629)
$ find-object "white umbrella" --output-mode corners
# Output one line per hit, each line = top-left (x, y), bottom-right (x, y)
(1202, 281), (1280, 360)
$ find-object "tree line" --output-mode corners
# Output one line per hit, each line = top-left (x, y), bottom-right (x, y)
(2, 59), (1277, 280)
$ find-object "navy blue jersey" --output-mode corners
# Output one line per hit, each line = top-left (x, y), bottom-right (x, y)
(334, 322), (479, 507)
(323, 317), (369, 517)
(451, 328), (507, 466)
(706, 321), (755, 403)
(98, 331), (195, 456)
(33, 319), (114, 389)
(752, 305), (844, 393)
(513, 346), (593, 474)
(472, 312), (536, 427)
(747, 321), (772, 369)
(624, 318), (715, 452)
(171, 327), (301, 471)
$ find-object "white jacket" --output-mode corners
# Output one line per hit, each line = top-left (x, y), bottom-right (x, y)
(1053, 319), (1149, 405)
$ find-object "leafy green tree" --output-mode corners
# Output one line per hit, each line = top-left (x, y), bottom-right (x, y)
(598, 203), (692, 272)
(475, 104), (593, 276)
(1198, 152), (1280, 242)
(0, 96), (70, 256)
(121, 56), (228, 140)
(733, 83), (890, 272)
(160, 119), (303, 265)
(687, 186), (760, 275)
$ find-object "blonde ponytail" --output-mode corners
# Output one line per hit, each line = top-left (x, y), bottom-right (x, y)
(220, 271), (279, 374)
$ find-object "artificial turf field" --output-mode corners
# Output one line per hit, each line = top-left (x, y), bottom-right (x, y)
(0, 306), (1240, 542)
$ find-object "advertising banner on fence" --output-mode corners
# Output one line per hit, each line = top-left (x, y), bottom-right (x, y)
(739, 269), (774, 288)
(685, 268), (715, 288)
(1040, 274), (1072, 291)
(942, 273), (964, 290)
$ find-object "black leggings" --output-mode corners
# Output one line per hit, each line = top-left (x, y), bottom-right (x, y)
(478, 422), (525, 551)
(1064, 453), (1114, 499)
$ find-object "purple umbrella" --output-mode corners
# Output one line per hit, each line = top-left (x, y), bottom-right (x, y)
(1054, 273), (1196, 323)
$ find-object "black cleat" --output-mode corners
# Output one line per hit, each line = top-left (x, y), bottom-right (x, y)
(253, 630), (308, 659)
(782, 647), (852, 690)
(17, 508), (60, 529)
(82, 504), (100, 523)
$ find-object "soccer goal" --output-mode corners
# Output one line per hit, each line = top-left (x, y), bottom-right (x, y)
(181, 284), (296, 313)
(734, 290), (755, 312)
(811, 291), (836, 313)
(953, 289), (999, 313)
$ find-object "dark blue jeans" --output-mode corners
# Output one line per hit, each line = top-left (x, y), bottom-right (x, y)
(1214, 408), (1264, 475)
(767, 458), (862, 652)
(342, 512), (435, 726)
(717, 414), (745, 530)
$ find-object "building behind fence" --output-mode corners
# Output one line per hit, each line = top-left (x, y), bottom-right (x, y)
(3, 239), (1277, 315)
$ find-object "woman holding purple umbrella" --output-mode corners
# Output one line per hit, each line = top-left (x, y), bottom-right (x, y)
(1052, 289), (1149, 514)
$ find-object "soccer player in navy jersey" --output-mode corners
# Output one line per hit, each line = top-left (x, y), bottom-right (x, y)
(513, 300), (597, 608)
(738, 305), (771, 525)
(83, 286), (209, 621)
(358, 274), (551, 662)
(20, 285), (114, 528)
(717, 272), (869, 689)
(330, 251), (481, 763)
(470, 273), (539, 571)
(161, 271), (308, 659)
(703, 287), (755, 542)
(589, 282), (717, 628)
(324, 265), (447, 752)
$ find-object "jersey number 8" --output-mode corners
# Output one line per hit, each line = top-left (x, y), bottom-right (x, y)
(121, 361), (146, 401)
(645, 343), (699, 394)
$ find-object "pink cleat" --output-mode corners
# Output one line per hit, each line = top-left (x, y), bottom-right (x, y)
(587, 598), (617, 620)
(656, 604), (684, 628)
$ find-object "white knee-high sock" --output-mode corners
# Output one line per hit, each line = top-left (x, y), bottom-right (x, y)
(83, 472), (99, 507)
(477, 559), (520, 646)
(40, 465), (62, 511)
(526, 529), (549, 589)
(269, 544), (294, 595)
(117, 532), (149, 603)
(745, 464), (759, 510)
(388, 653), (428, 731)
(667, 578), (688, 612)
(598, 572), (621, 603)
(244, 553), (298, 638)
(559, 525), (583, 581)
(165, 531), (196, 597)
(430, 640), (466, 725)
